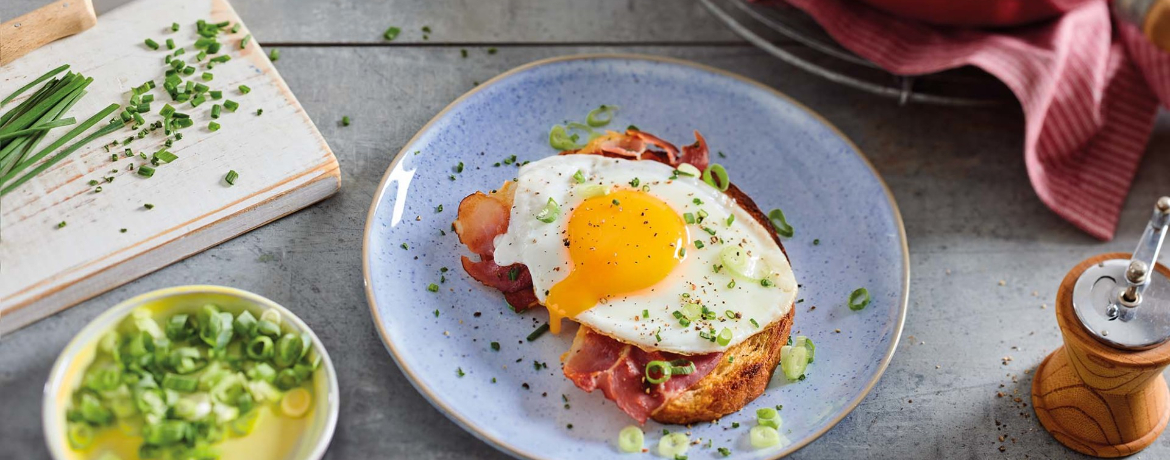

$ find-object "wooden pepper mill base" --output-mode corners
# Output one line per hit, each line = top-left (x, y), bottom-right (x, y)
(1033, 253), (1170, 457)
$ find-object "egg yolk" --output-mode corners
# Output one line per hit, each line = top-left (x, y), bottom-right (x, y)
(544, 189), (687, 333)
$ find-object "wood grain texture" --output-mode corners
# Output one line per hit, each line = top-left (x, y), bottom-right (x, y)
(0, 0), (340, 333)
(0, 0), (95, 66)
(1146, 0), (1170, 52)
(1033, 253), (1170, 457)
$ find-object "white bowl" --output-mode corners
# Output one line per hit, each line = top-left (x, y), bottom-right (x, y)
(43, 285), (340, 460)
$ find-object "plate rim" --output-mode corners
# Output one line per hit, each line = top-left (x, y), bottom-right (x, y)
(361, 53), (910, 460)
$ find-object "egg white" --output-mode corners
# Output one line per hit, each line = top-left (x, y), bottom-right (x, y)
(492, 154), (797, 354)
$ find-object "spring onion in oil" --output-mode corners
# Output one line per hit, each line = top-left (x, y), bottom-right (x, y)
(65, 305), (320, 459)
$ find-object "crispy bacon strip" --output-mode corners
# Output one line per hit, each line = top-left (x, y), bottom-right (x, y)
(563, 327), (723, 423)
(679, 130), (709, 172)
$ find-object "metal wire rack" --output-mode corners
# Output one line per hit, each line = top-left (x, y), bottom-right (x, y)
(700, 0), (1016, 107)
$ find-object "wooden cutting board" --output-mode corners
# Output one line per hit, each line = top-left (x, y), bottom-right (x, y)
(0, 0), (340, 334)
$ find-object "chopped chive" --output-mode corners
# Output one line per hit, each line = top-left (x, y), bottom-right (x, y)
(223, 100), (239, 112)
(455, 162), (464, 173)
(268, 49), (280, 62)
(137, 165), (156, 178)
(201, 72), (213, 81)
(145, 38), (160, 50)
(490, 342), (500, 351)
(487, 47), (498, 54)
(694, 240), (705, 249)
(165, 38), (175, 50)
(683, 213), (695, 224)
(208, 121), (220, 131)
(813, 238), (820, 245)
(383, 26), (401, 41)
(57, 221), (66, 228)
(427, 283), (439, 293)
(750, 318), (760, 328)
(196, 50), (207, 61)
(211, 104), (222, 119)
(400, 243), (408, 250)
(240, 34), (252, 49)
(255, 109), (263, 116)
(435, 204), (444, 213)
(144, 203), (154, 209)
(210, 91), (222, 100)
(341, 116), (350, 126)
(182, 66), (195, 76)
(433, 309), (440, 317)
(153, 150), (177, 163)
(171, 22), (180, 32)
(460, 49), (468, 58)
(224, 169), (238, 185)
(231, 23), (241, 33)
(726, 214), (735, 226)
(238, 85), (251, 94)
(526, 323), (550, 341)
(456, 367), (465, 377)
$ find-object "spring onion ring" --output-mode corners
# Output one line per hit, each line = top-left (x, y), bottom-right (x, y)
(658, 432), (690, 458)
(780, 344), (809, 380)
(848, 287), (870, 311)
(717, 328), (733, 347)
(535, 197), (560, 223)
(645, 360), (672, 384)
(586, 105), (617, 127)
(618, 425), (644, 453)
(701, 163), (730, 191)
(750, 425), (781, 449)
(767, 208), (794, 238)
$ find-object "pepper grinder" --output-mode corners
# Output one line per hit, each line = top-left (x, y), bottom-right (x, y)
(1033, 196), (1170, 457)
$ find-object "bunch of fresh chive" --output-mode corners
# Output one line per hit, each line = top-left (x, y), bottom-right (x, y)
(65, 305), (321, 458)
(0, 65), (123, 196)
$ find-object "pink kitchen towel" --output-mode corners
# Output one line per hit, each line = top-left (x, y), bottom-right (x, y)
(777, 0), (1170, 240)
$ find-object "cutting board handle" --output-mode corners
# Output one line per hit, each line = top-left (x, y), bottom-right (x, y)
(1, 0), (96, 67)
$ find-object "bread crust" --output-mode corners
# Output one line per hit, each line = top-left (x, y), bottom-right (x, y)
(651, 304), (794, 424)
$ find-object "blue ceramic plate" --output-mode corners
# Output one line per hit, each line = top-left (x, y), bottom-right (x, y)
(363, 55), (908, 459)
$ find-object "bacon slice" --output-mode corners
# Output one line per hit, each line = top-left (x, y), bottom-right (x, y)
(563, 327), (723, 423)
(679, 130), (709, 172)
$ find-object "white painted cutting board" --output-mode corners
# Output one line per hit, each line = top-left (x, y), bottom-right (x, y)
(0, 0), (340, 334)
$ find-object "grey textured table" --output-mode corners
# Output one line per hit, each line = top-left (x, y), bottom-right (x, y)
(3, 1), (1170, 458)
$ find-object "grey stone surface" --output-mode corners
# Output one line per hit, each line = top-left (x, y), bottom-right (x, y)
(3, 1), (1170, 459)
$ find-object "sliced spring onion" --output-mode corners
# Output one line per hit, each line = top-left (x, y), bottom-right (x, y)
(618, 425), (644, 453)
(224, 169), (238, 185)
(268, 49), (280, 62)
(535, 197), (559, 223)
(241, 34), (252, 49)
(716, 327), (732, 346)
(145, 38), (160, 50)
(669, 359), (695, 375)
(848, 287), (870, 311)
(572, 170), (586, 183)
(280, 387), (312, 418)
(702, 163), (730, 191)
(658, 432), (690, 458)
(756, 407), (781, 429)
(767, 208), (794, 238)
(676, 163), (701, 177)
(779, 344), (809, 380)
(645, 360), (672, 384)
(585, 105), (616, 127)
(549, 124), (585, 151)
(750, 425), (781, 449)
(67, 423), (94, 449)
(795, 335), (815, 363)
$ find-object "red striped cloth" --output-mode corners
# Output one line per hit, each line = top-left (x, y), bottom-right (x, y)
(778, 0), (1170, 240)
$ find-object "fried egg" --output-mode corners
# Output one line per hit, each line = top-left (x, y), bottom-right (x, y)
(493, 154), (797, 354)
